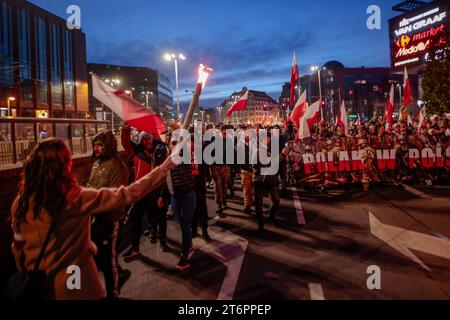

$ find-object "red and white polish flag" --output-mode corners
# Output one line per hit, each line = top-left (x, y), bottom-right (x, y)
(91, 72), (166, 135)
(226, 89), (249, 117)
(289, 50), (300, 107)
(401, 66), (413, 120)
(385, 84), (394, 130)
(337, 100), (348, 136)
(290, 90), (307, 128)
(297, 99), (321, 140)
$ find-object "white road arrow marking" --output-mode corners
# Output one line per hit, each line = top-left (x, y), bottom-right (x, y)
(308, 283), (325, 300)
(289, 187), (306, 225)
(195, 217), (248, 300)
(369, 211), (450, 272)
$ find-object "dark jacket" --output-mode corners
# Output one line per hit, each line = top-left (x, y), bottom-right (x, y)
(170, 164), (196, 197)
(252, 143), (279, 186)
(87, 130), (129, 221)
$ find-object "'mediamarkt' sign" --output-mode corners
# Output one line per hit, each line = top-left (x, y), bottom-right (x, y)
(389, 2), (449, 69)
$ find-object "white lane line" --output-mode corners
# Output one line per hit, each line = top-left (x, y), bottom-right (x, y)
(402, 184), (432, 199)
(308, 283), (325, 300)
(402, 184), (448, 201)
(289, 187), (306, 225)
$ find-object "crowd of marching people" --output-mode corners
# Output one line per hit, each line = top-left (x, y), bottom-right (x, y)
(8, 113), (450, 300)
(287, 116), (450, 188)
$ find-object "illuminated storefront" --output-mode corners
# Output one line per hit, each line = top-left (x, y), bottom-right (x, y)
(389, 0), (449, 70)
(389, 0), (449, 103)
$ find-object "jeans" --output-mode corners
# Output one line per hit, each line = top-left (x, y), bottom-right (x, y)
(192, 181), (208, 233)
(129, 194), (153, 250)
(171, 191), (197, 257)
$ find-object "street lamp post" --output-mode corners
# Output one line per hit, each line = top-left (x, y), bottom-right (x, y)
(311, 65), (323, 120)
(7, 97), (15, 117)
(141, 91), (153, 108)
(165, 53), (186, 122)
(217, 106), (223, 124)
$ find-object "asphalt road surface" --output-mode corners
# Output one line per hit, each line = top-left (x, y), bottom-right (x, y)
(117, 179), (450, 300)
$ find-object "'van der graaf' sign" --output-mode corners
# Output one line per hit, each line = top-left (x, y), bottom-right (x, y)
(389, 4), (449, 68)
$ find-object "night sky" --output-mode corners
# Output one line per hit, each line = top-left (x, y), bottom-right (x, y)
(30, 0), (403, 108)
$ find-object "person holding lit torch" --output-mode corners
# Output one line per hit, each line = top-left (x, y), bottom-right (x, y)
(167, 64), (213, 270)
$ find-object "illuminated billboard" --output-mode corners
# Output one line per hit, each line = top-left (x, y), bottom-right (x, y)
(389, 2), (449, 69)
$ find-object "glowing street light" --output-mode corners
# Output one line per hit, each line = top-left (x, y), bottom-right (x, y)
(7, 96), (15, 117)
(217, 106), (223, 123)
(164, 52), (186, 121)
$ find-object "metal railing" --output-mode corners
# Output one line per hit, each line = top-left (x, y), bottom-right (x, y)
(0, 117), (124, 168)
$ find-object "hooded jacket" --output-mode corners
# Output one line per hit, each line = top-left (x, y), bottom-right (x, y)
(87, 130), (129, 221)
(121, 127), (169, 200)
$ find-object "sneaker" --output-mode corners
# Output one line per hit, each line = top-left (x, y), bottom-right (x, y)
(192, 231), (200, 239)
(256, 226), (265, 237)
(187, 246), (196, 260)
(123, 247), (139, 262)
(218, 211), (226, 219)
(176, 257), (191, 271)
(160, 241), (169, 252)
(202, 229), (212, 241)
(118, 269), (131, 289)
(269, 217), (279, 227)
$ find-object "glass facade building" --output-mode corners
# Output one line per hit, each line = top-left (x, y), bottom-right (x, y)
(0, 0), (89, 118)
(87, 63), (174, 125)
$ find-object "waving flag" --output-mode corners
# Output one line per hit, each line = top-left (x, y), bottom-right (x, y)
(297, 99), (321, 140)
(91, 72), (166, 135)
(337, 100), (348, 135)
(226, 89), (249, 116)
(289, 50), (300, 107)
(290, 90), (307, 128)
(401, 67), (413, 120)
(417, 105), (426, 133)
(385, 84), (394, 130)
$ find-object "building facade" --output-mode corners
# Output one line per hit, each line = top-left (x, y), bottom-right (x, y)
(87, 63), (174, 129)
(280, 61), (412, 123)
(0, 0), (89, 119)
(221, 88), (279, 126)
